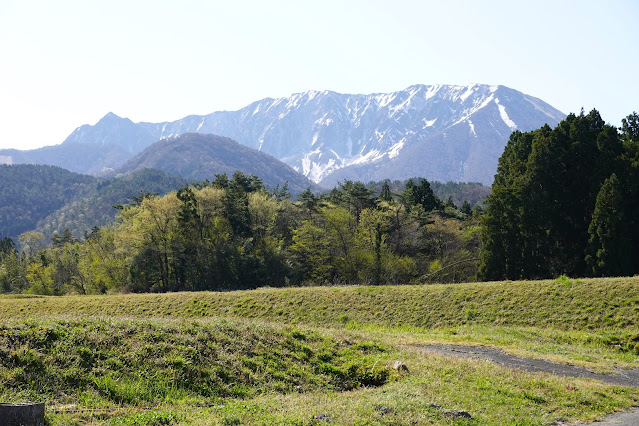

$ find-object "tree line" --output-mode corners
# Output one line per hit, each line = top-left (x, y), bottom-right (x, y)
(2, 109), (635, 295)
(479, 110), (639, 280)
(0, 174), (482, 295)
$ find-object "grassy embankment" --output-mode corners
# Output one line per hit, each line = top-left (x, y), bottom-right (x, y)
(1, 276), (638, 424)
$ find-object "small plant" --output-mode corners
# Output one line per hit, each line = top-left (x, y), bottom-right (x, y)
(110, 411), (178, 425)
(555, 274), (573, 286)
(352, 342), (386, 354)
(604, 333), (639, 354)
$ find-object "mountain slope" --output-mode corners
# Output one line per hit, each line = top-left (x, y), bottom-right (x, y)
(0, 165), (96, 239)
(1, 84), (565, 185)
(116, 133), (316, 193)
(37, 168), (186, 240)
(134, 84), (564, 185)
(0, 164), (186, 241)
(0, 142), (131, 175)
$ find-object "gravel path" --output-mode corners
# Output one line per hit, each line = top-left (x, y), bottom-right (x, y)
(575, 407), (639, 425)
(417, 344), (639, 424)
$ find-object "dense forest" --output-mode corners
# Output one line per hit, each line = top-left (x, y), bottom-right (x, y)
(38, 168), (186, 239)
(479, 110), (639, 279)
(0, 173), (481, 294)
(0, 166), (185, 240)
(0, 164), (95, 238)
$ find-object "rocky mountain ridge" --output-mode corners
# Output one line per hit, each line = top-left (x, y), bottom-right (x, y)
(0, 84), (565, 185)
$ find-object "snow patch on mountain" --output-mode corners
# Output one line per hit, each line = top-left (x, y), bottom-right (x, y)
(468, 120), (477, 137)
(459, 84), (478, 102)
(424, 118), (437, 128)
(495, 98), (517, 130)
(388, 140), (405, 159)
(452, 94), (495, 127)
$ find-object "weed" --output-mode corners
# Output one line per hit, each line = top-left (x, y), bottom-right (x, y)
(109, 411), (178, 425)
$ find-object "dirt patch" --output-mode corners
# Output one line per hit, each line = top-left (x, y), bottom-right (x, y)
(417, 344), (639, 388)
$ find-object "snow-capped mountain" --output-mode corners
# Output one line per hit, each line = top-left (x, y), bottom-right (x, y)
(139, 84), (564, 185)
(2, 84), (565, 185)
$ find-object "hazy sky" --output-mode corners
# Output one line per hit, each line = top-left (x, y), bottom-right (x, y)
(1, 0), (637, 150)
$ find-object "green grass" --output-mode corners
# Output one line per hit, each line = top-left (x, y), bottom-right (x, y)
(1, 276), (639, 424)
(0, 318), (390, 408)
(2, 318), (636, 425)
(2, 276), (637, 330)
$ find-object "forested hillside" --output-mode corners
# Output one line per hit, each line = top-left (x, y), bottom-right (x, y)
(116, 133), (316, 194)
(38, 168), (186, 239)
(0, 165), (95, 239)
(479, 110), (639, 280)
(0, 172), (480, 294)
(0, 165), (185, 242)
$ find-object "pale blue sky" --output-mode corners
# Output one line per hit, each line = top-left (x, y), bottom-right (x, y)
(1, 0), (637, 150)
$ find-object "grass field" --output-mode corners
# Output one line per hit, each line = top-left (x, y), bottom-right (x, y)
(1, 276), (638, 424)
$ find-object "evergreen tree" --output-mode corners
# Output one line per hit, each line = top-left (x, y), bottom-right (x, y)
(585, 174), (632, 276)
(0, 236), (15, 256)
(479, 109), (626, 280)
(379, 180), (392, 203)
(329, 180), (375, 219)
(444, 196), (456, 210)
(621, 112), (639, 142)
(51, 229), (78, 248)
(401, 178), (440, 212)
(299, 188), (319, 217)
(175, 186), (204, 290)
(478, 186), (524, 280)
(460, 200), (472, 216)
(415, 179), (441, 211)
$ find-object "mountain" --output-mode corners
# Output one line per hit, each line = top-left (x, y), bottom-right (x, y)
(37, 168), (186, 240)
(0, 113), (157, 175)
(0, 164), (185, 241)
(137, 84), (565, 186)
(1, 84), (565, 185)
(63, 112), (157, 154)
(0, 142), (131, 175)
(0, 164), (96, 239)
(116, 133), (316, 193)
(317, 85), (565, 187)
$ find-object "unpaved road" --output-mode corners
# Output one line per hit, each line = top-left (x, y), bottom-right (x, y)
(418, 344), (639, 424)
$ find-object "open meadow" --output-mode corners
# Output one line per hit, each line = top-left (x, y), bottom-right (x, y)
(1, 276), (638, 425)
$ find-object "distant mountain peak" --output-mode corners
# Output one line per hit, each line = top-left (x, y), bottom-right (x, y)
(62, 111), (155, 154)
(107, 84), (565, 185)
(101, 111), (121, 119)
(2, 84), (565, 186)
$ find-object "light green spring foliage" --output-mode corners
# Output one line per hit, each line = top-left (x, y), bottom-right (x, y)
(3, 173), (479, 295)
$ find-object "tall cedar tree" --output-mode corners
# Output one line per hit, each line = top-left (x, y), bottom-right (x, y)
(479, 110), (639, 280)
